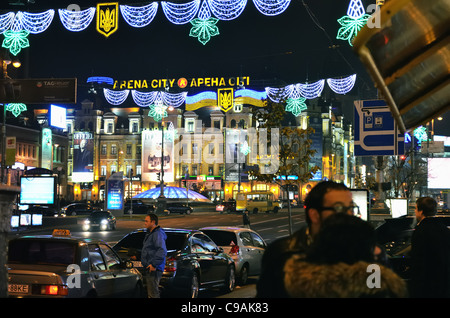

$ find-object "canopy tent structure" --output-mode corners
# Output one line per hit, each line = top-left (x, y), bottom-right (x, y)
(133, 186), (211, 202)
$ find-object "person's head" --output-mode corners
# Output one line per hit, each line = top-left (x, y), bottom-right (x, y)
(306, 213), (377, 265)
(80, 139), (87, 150)
(304, 181), (354, 236)
(145, 213), (159, 231)
(415, 196), (437, 222)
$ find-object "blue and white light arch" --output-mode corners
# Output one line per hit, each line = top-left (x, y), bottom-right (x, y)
(0, 0), (293, 53)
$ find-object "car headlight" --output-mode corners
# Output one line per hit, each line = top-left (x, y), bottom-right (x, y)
(84, 220), (90, 225)
(101, 219), (108, 225)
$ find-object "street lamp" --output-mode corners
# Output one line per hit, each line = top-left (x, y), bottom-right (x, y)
(1, 50), (21, 184)
(155, 104), (173, 213)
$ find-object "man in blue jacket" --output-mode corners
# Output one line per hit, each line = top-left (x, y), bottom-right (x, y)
(142, 213), (167, 298)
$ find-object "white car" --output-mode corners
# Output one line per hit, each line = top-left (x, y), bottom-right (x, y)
(200, 226), (266, 285)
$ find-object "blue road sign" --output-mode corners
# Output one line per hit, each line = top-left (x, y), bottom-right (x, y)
(354, 99), (404, 156)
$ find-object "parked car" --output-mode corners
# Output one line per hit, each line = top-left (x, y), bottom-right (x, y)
(62, 203), (101, 216)
(24, 205), (59, 217)
(8, 230), (144, 298)
(216, 200), (236, 213)
(82, 211), (116, 231)
(124, 200), (155, 214)
(165, 202), (193, 215)
(112, 228), (235, 298)
(200, 226), (267, 285)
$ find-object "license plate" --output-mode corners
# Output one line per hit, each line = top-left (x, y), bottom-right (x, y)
(132, 261), (142, 268)
(8, 284), (29, 294)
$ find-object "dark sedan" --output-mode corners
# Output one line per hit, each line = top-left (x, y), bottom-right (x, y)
(82, 211), (116, 231)
(112, 228), (236, 298)
(165, 203), (193, 215)
(8, 230), (143, 298)
(62, 203), (101, 216)
(124, 200), (155, 214)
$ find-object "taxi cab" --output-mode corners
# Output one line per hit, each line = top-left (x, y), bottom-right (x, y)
(7, 229), (144, 298)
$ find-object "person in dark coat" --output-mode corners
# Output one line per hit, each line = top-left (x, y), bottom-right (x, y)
(284, 213), (407, 298)
(256, 181), (355, 298)
(141, 213), (167, 298)
(243, 209), (251, 228)
(410, 197), (450, 298)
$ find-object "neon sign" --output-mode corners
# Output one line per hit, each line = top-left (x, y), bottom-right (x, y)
(112, 76), (250, 90)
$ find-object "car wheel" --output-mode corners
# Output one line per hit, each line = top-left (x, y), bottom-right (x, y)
(253, 208), (258, 214)
(223, 265), (236, 293)
(185, 209), (191, 215)
(188, 272), (199, 298)
(273, 206), (279, 214)
(238, 264), (249, 285)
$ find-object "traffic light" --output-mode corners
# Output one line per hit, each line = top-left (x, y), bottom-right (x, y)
(156, 172), (160, 181)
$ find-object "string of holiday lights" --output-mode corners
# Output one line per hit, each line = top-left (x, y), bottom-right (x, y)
(336, 0), (371, 46)
(58, 7), (96, 32)
(0, 0), (293, 53)
(120, 3), (159, 28)
(265, 74), (356, 102)
(297, 79), (325, 99)
(1, 10), (54, 55)
(131, 90), (187, 107)
(327, 74), (356, 95)
(103, 88), (130, 105)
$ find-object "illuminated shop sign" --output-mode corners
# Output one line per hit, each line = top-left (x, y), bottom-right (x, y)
(112, 76), (250, 90)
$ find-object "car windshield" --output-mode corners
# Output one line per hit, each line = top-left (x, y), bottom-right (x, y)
(8, 240), (76, 266)
(90, 212), (110, 218)
(201, 230), (237, 246)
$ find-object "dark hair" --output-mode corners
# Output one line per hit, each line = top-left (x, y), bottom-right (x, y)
(146, 213), (159, 225)
(304, 181), (350, 225)
(416, 197), (437, 217)
(306, 213), (376, 265)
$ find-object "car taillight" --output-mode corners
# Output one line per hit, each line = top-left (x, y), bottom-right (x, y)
(229, 245), (240, 255)
(41, 285), (69, 296)
(165, 257), (177, 272)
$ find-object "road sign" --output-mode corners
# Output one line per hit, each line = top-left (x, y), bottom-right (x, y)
(354, 99), (404, 156)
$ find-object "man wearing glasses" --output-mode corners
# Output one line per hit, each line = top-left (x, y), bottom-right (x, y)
(256, 180), (359, 297)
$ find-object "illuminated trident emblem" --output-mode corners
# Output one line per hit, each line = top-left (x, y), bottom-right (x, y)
(218, 88), (234, 112)
(96, 2), (119, 38)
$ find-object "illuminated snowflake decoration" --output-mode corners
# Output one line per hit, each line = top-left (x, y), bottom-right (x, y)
(189, 0), (219, 45)
(285, 97), (307, 116)
(2, 30), (30, 56)
(5, 103), (27, 117)
(336, 0), (371, 46)
(413, 126), (428, 144)
(148, 103), (168, 122)
(189, 17), (219, 45)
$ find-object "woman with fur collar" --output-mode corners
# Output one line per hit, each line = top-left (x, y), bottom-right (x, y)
(284, 214), (408, 298)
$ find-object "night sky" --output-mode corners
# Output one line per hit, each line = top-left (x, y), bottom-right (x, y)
(1, 0), (449, 135)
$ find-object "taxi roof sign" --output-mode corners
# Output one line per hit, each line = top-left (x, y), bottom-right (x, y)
(52, 229), (71, 237)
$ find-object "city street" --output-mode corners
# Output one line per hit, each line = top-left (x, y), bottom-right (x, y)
(9, 208), (306, 298)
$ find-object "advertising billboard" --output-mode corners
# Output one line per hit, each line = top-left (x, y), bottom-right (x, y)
(141, 130), (174, 182)
(428, 158), (450, 189)
(50, 104), (67, 129)
(20, 176), (56, 205)
(72, 131), (94, 182)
